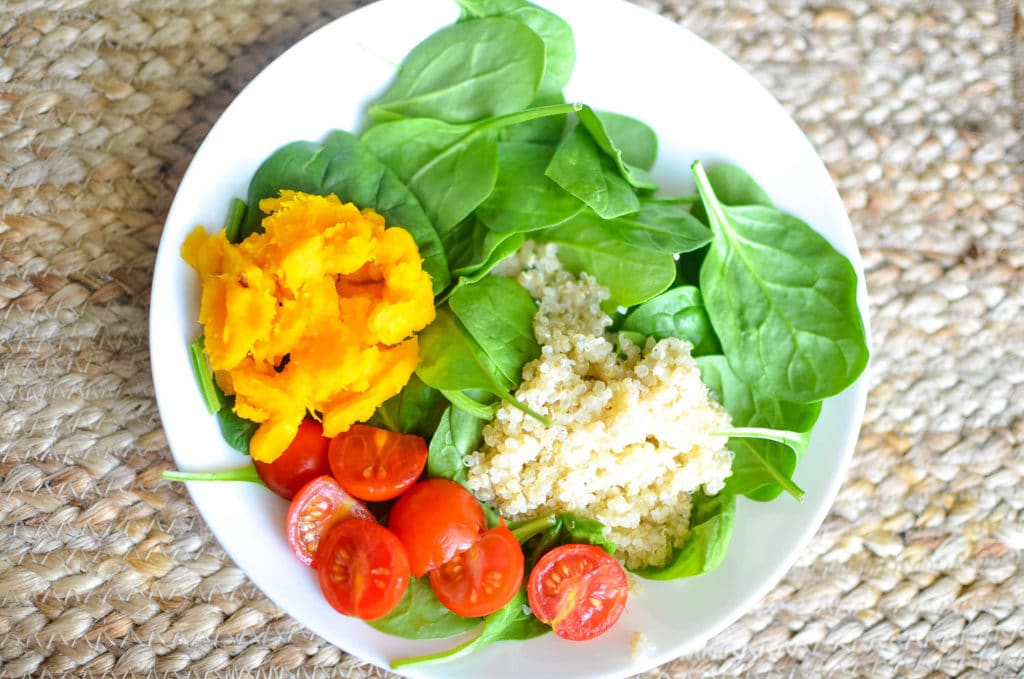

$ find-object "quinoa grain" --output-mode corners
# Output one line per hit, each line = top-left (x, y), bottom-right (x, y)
(466, 243), (733, 570)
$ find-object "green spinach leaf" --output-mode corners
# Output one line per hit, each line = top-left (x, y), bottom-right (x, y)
(367, 373), (448, 438)
(215, 392), (259, 456)
(697, 355), (821, 500)
(241, 130), (450, 294)
(415, 309), (550, 424)
(455, 0), (575, 97)
(545, 123), (639, 219)
(448, 276), (540, 387)
(535, 214), (676, 309)
(444, 217), (526, 280)
(392, 588), (548, 668)
(693, 160), (869, 402)
(368, 575), (480, 639)
(576, 106), (658, 190)
(594, 199), (711, 254)
(426, 405), (487, 483)
(369, 18), (545, 123)
(621, 286), (720, 355)
(362, 104), (579, 234)
(475, 141), (585, 233)
(223, 197), (247, 244)
(631, 492), (735, 580)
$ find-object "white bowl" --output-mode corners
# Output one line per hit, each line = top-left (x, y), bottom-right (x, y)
(149, 1), (870, 677)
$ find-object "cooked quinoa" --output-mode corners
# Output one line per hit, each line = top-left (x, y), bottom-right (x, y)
(465, 242), (734, 570)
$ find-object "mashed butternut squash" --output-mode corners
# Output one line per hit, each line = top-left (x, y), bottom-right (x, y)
(182, 191), (435, 463)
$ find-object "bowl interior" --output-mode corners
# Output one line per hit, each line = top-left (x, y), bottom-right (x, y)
(149, 1), (869, 677)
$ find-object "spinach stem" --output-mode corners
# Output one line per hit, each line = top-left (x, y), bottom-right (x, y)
(162, 465), (265, 487)
(188, 338), (222, 415)
(392, 628), (485, 669)
(507, 514), (558, 543)
(223, 197), (247, 243)
(476, 101), (582, 134)
(441, 389), (500, 420)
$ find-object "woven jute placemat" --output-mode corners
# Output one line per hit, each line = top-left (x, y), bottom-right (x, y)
(1, 0), (1021, 676)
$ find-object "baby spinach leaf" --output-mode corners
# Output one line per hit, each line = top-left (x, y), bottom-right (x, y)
(444, 217), (525, 279)
(597, 111), (658, 172)
(621, 286), (720, 356)
(678, 163), (772, 284)
(631, 492), (735, 580)
(207, 383), (259, 456)
(697, 355), (821, 501)
(448, 276), (540, 386)
(362, 104), (580, 234)
(535, 213), (676, 309)
(441, 389), (500, 420)
(510, 512), (616, 572)
(689, 162), (773, 224)
(545, 123), (639, 219)
(369, 18), (545, 123)
(392, 588), (548, 668)
(693, 160), (869, 403)
(242, 130), (450, 294)
(366, 374), (448, 438)
(368, 575), (480, 640)
(475, 141), (585, 233)
(415, 309), (551, 424)
(576, 106), (658, 190)
(362, 118), (499, 234)
(427, 405), (487, 483)
(594, 199), (711, 254)
(455, 0), (575, 97)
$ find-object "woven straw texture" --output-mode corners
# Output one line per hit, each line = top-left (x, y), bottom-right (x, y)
(1, 0), (1022, 676)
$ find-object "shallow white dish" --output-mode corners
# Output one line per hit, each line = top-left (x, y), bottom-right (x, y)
(149, 1), (870, 677)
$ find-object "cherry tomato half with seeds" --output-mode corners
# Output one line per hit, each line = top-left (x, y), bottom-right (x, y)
(286, 476), (373, 568)
(430, 524), (524, 618)
(527, 543), (628, 641)
(328, 424), (428, 501)
(254, 416), (332, 500)
(387, 478), (486, 577)
(317, 518), (410, 620)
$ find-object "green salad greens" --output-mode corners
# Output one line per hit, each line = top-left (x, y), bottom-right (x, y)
(183, 0), (868, 665)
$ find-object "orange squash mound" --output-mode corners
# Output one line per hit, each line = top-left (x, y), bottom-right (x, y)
(182, 190), (435, 463)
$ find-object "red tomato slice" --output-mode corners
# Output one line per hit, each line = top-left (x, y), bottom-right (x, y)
(430, 524), (524, 618)
(286, 476), (372, 568)
(328, 424), (428, 501)
(254, 416), (331, 500)
(527, 544), (629, 641)
(387, 478), (486, 577)
(317, 518), (410, 620)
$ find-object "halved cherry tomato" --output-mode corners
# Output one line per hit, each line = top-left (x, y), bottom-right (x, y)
(254, 416), (331, 500)
(317, 518), (410, 620)
(387, 478), (486, 577)
(527, 544), (628, 641)
(328, 424), (428, 501)
(429, 524), (524, 618)
(286, 476), (372, 568)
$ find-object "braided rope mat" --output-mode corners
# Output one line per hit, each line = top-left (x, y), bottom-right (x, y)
(1, 0), (1021, 676)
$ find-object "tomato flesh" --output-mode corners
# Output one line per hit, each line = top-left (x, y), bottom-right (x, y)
(387, 478), (486, 577)
(254, 416), (331, 500)
(527, 544), (628, 641)
(430, 524), (524, 618)
(317, 518), (410, 620)
(286, 476), (372, 568)
(328, 424), (428, 501)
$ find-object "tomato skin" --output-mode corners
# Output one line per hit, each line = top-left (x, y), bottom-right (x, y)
(286, 476), (373, 568)
(254, 417), (331, 500)
(527, 544), (629, 641)
(317, 518), (410, 620)
(328, 424), (428, 501)
(387, 479), (486, 577)
(430, 524), (524, 618)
